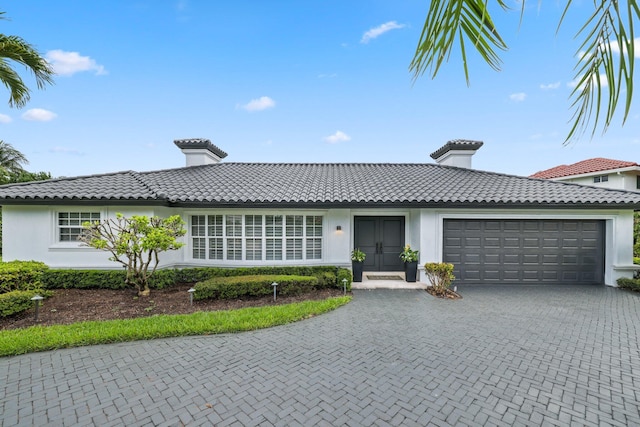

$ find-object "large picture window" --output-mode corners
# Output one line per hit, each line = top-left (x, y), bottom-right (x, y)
(190, 214), (323, 262)
(58, 212), (100, 242)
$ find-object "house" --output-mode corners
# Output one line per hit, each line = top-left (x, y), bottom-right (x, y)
(530, 158), (640, 192)
(1, 138), (639, 286)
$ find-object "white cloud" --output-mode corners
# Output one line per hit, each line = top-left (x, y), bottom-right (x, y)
(361, 21), (406, 44)
(46, 50), (107, 76)
(610, 37), (640, 58)
(50, 146), (84, 156)
(540, 82), (561, 90)
(22, 108), (57, 121)
(324, 130), (351, 144)
(567, 73), (608, 89)
(0, 114), (12, 123)
(509, 92), (527, 102)
(240, 96), (275, 112)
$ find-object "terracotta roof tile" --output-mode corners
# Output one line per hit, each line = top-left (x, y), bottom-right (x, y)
(530, 158), (639, 179)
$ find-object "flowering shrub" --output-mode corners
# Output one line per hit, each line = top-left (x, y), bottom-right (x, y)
(423, 262), (455, 296)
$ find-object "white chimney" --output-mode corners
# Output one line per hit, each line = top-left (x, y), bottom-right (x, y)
(174, 138), (228, 166)
(430, 139), (483, 168)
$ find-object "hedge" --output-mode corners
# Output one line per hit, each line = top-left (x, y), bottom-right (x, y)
(194, 275), (318, 300)
(0, 289), (53, 317)
(617, 278), (640, 292)
(0, 261), (49, 293)
(41, 266), (345, 291)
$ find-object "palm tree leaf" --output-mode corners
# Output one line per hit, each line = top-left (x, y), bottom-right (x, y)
(410, 0), (508, 85)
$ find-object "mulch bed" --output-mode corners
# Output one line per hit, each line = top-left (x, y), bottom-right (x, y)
(426, 287), (462, 299)
(0, 284), (346, 330)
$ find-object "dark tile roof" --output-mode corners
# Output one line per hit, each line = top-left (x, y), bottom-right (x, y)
(174, 138), (228, 159)
(1, 163), (639, 208)
(430, 140), (484, 160)
(530, 157), (639, 179)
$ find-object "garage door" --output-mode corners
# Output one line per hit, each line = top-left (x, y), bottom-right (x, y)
(443, 219), (605, 285)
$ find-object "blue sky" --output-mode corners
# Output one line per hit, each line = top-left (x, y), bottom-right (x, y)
(1, 1), (638, 178)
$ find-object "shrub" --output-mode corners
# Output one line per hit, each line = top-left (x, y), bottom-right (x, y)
(0, 261), (49, 293)
(194, 275), (318, 300)
(0, 289), (53, 317)
(41, 269), (177, 290)
(40, 266), (343, 291)
(617, 277), (640, 291)
(424, 262), (455, 296)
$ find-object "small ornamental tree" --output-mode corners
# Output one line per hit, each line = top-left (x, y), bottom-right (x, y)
(423, 262), (455, 297)
(80, 214), (186, 296)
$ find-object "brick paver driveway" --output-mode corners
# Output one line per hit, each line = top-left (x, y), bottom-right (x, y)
(2, 285), (640, 426)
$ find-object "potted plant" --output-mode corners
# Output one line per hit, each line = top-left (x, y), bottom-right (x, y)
(400, 244), (419, 282)
(351, 248), (366, 282)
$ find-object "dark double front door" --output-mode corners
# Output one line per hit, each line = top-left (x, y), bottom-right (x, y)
(354, 216), (405, 271)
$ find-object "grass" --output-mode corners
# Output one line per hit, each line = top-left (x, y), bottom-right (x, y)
(0, 296), (351, 357)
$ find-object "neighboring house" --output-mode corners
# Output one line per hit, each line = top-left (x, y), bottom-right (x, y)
(530, 158), (640, 192)
(1, 139), (639, 287)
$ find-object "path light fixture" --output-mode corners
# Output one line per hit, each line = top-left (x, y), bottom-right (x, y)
(31, 294), (44, 322)
(188, 288), (196, 306)
(342, 278), (347, 295)
(272, 282), (278, 302)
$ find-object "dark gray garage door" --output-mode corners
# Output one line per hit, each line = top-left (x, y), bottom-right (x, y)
(443, 219), (605, 285)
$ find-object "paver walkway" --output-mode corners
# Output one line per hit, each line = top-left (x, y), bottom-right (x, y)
(1, 285), (640, 426)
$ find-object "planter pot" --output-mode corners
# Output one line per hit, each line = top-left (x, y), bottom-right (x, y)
(352, 261), (364, 282)
(405, 261), (418, 282)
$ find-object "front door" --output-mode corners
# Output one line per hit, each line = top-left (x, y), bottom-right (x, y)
(354, 216), (405, 271)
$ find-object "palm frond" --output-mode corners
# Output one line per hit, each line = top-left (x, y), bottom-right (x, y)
(564, 0), (638, 143)
(410, 0), (508, 85)
(0, 33), (54, 108)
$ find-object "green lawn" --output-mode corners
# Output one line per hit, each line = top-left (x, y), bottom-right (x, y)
(0, 296), (350, 357)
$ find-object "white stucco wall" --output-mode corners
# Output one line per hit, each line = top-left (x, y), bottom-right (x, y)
(415, 208), (636, 286)
(555, 172), (639, 192)
(2, 205), (636, 286)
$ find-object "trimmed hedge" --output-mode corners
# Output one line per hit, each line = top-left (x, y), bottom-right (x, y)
(41, 269), (177, 290)
(0, 289), (53, 317)
(194, 275), (318, 300)
(41, 266), (345, 291)
(617, 277), (640, 292)
(0, 261), (49, 293)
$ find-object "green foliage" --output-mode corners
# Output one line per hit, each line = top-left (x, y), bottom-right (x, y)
(617, 277), (640, 291)
(0, 169), (51, 185)
(194, 275), (318, 300)
(337, 268), (352, 292)
(0, 261), (48, 293)
(399, 244), (419, 262)
(351, 248), (366, 262)
(424, 262), (455, 296)
(0, 289), (53, 317)
(634, 212), (639, 259)
(410, 0), (640, 143)
(0, 296), (351, 356)
(40, 266), (344, 291)
(79, 214), (186, 296)
(0, 15), (55, 109)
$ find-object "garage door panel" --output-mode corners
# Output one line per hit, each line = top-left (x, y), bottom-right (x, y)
(443, 219), (604, 285)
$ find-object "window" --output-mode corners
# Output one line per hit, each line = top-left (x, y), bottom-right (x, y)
(58, 212), (100, 242)
(593, 176), (601, 183)
(593, 174), (608, 183)
(226, 215), (243, 260)
(637, 175), (640, 190)
(190, 214), (323, 261)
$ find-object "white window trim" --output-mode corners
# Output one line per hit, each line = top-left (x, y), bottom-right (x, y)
(187, 211), (326, 264)
(49, 208), (105, 249)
